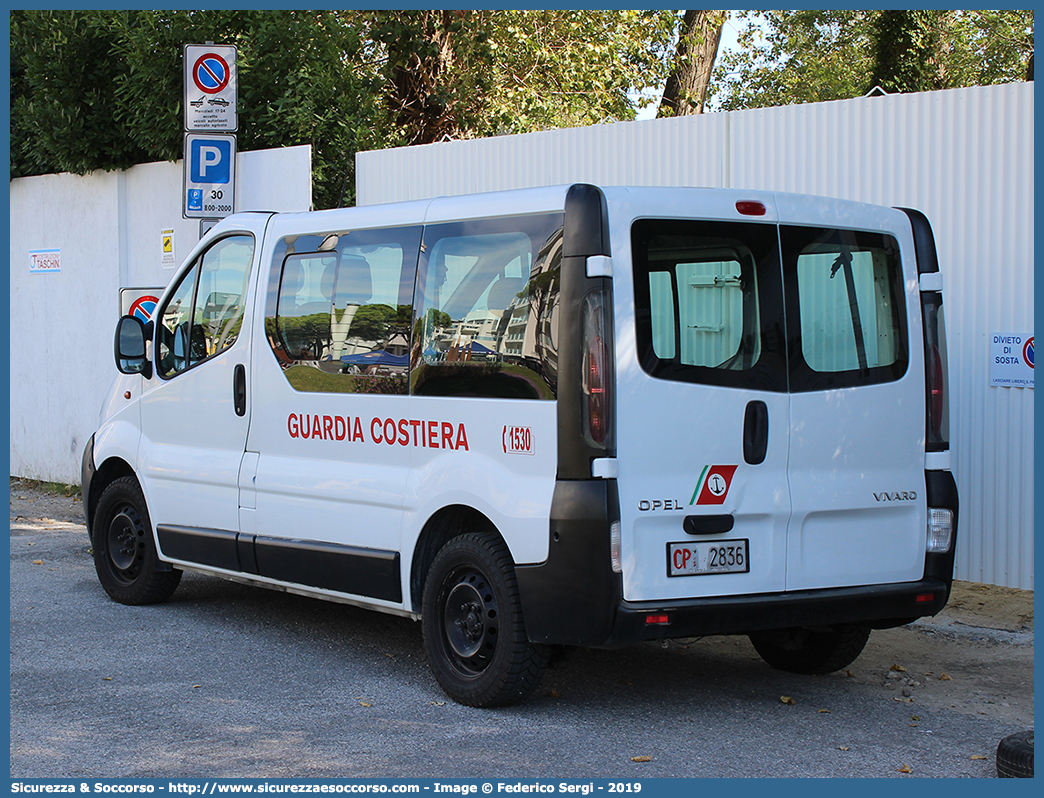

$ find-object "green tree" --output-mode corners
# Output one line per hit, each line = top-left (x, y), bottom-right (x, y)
(11, 10), (377, 208)
(348, 303), (397, 344)
(366, 10), (677, 142)
(713, 10), (1033, 111)
(11, 10), (683, 204)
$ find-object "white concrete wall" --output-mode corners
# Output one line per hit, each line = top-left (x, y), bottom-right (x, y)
(357, 84), (1034, 589)
(9, 145), (311, 485)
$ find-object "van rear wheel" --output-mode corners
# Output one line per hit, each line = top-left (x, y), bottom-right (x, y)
(749, 624), (871, 675)
(422, 532), (548, 707)
(92, 476), (181, 605)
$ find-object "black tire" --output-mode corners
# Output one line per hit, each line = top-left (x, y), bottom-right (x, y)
(749, 624), (871, 675)
(422, 532), (549, 707)
(997, 730), (1034, 778)
(92, 476), (181, 605)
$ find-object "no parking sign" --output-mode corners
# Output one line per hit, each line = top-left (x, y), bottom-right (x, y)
(184, 44), (237, 132)
(990, 331), (1034, 388)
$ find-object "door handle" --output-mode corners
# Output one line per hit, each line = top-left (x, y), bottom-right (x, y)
(684, 515), (735, 535)
(744, 400), (768, 465)
(234, 364), (247, 417)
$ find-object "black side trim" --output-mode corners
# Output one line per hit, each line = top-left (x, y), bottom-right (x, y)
(923, 469), (959, 592)
(158, 525), (241, 571)
(254, 537), (402, 603)
(558, 184), (614, 478)
(156, 525), (402, 603)
(238, 534), (259, 575)
(605, 578), (952, 646)
(516, 479), (621, 645)
(896, 207), (940, 274)
(563, 184), (610, 258)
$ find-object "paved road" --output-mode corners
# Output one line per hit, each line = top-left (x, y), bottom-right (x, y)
(9, 501), (1033, 779)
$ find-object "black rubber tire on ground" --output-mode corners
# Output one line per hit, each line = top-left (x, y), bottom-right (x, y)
(422, 532), (549, 707)
(748, 624), (871, 675)
(92, 476), (182, 605)
(996, 730), (1034, 778)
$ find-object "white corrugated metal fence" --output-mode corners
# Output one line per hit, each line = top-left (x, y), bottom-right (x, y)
(357, 84), (1034, 590)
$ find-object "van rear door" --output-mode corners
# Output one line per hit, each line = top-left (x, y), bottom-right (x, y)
(776, 196), (927, 591)
(616, 191), (792, 601)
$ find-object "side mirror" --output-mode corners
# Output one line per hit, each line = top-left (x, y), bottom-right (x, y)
(114, 316), (153, 378)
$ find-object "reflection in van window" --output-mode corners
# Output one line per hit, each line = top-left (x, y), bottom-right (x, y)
(266, 226), (421, 394)
(411, 215), (563, 400)
(157, 235), (254, 379)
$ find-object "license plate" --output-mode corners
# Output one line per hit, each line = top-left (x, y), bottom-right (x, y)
(668, 539), (749, 576)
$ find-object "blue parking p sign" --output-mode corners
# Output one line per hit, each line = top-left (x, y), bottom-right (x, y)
(190, 138), (232, 183)
(183, 132), (236, 219)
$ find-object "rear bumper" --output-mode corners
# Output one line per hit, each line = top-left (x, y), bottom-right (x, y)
(603, 577), (951, 647)
(518, 474), (958, 648)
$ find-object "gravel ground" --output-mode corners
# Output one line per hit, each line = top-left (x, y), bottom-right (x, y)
(9, 477), (1034, 778)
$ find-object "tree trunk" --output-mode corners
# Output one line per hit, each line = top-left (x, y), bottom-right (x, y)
(387, 11), (465, 145)
(658, 10), (727, 116)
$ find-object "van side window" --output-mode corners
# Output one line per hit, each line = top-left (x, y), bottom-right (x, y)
(632, 220), (786, 391)
(265, 226), (421, 394)
(781, 226), (908, 390)
(411, 214), (563, 399)
(157, 235), (254, 379)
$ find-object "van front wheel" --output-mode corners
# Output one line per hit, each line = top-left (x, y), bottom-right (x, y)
(92, 476), (181, 605)
(422, 533), (548, 707)
(749, 624), (871, 675)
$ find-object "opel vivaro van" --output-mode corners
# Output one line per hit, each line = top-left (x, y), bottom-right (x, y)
(83, 184), (958, 706)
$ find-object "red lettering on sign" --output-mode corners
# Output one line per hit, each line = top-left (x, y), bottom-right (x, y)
(288, 414), (299, 438)
(455, 424), (469, 451)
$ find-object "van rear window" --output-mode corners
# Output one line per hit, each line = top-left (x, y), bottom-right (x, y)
(633, 220), (909, 393)
(782, 226), (909, 390)
(631, 219), (787, 392)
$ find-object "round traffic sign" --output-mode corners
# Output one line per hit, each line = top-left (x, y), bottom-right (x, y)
(193, 53), (231, 94)
(129, 296), (159, 324)
(1023, 336), (1034, 369)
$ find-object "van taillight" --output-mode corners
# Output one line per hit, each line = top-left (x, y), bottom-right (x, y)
(581, 290), (613, 448)
(927, 343), (944, 440)
(586, 335), (607, 443)
(921, 297), (949, 450)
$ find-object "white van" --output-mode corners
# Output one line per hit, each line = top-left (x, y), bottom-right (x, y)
(83, 184), (957, 707)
